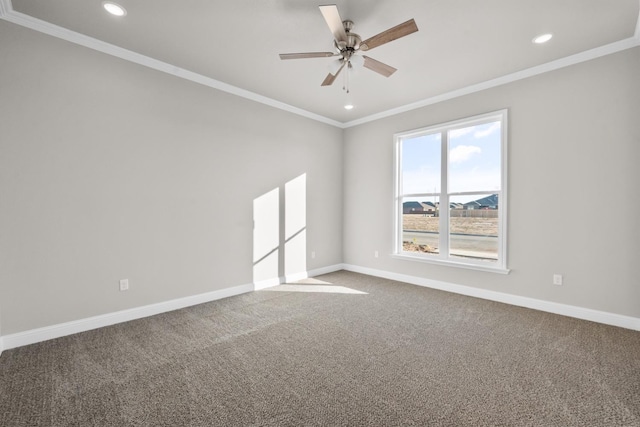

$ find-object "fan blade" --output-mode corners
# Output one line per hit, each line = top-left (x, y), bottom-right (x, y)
(319, 4), (347, 42)
(360, 19), (418, 51)
(363, 56), (397, 77)
(279, 52), (336, 60)
(321, 63), (345, 86)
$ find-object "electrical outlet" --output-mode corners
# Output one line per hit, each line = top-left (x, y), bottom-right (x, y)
(119, 279), (129, 291)
(311, 251), (316, 259)
(553, 274), (563, 286)
(374, 250), (379, 258)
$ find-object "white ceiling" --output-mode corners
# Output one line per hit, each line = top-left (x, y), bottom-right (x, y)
(2, 0), (639, 126)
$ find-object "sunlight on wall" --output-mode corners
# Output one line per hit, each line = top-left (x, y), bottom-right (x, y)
(253, 188), (280, 287)
(253, 174), (308, 288)
(285, 174), (307, 278)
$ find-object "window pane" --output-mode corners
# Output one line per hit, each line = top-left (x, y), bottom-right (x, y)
(401, 133), (441, 195)
(448, 121), (501, 193)
(449, 194), (499, 262)
(402, 197), (439, 255)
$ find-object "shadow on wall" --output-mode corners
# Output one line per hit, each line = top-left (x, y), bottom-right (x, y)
(253, 174), (307, 288)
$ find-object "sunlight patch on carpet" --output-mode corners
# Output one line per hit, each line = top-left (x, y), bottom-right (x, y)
(263, 284), (368, 294)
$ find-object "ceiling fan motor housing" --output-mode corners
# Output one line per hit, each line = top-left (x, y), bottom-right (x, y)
(334, 20), (361, 59)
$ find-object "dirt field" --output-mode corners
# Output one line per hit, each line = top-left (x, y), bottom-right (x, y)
(403, 241), (438, 253)
(403, 215), (498, 236)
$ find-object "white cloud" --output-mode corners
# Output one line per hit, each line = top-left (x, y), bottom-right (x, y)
(474, 122), (501, 138)
(449, 127), (474, 138)
(449, 145), (481, 164)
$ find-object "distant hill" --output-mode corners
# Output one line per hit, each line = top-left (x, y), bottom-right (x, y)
(465, 194), (498, 208)
(476, 194), (498, 206)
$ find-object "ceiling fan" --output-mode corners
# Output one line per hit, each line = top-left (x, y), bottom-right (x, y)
(279, 4), (418, 88)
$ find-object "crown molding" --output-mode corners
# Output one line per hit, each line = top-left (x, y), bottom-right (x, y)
(0, 0), (11, 17)
(344, 35), (640, 128)
(1, 0), (639, 130)
(344, 3), (639, 128)
(636, 1), (640, 41)
(0, 4), (343, 128)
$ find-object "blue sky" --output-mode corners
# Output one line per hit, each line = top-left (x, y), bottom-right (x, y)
(402, 121), (501, 202)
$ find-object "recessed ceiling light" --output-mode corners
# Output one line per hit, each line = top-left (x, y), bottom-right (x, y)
(344, 104), (354, 110)
(102, 1), (127, 16)
(533, 33), (553, 44)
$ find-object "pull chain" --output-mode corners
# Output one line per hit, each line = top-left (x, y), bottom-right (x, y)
(343, 60), (351, 93)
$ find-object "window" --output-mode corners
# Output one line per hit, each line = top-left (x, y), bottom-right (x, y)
(393, 110), (508, 273)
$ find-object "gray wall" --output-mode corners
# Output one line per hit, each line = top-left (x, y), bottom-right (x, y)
(1, 19), (638, 337)
(0, 21), (343, 334)
(343, 47), (640, 318)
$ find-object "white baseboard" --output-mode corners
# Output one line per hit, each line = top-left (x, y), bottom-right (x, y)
(10, 261), (633, 354)
(253, 264), (345, 290)
(1, 283), (254, 352)
(304, 263), (346, 278)
(0, 264), (345, 354)
(283, 264), (347, 284)
(342, 264), (640, 331)
(253, 277), (282, 290)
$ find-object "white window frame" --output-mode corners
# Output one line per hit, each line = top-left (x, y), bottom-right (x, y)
(392, 109), (509, 274)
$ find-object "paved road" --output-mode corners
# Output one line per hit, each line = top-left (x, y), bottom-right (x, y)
(403, 230), (497, 259)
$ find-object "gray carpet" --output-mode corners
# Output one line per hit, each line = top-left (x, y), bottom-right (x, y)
(1, 271), (639, 426)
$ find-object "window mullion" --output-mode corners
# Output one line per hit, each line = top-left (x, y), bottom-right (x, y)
(394, 140), (402, 253)
(439, 131), (449, 260)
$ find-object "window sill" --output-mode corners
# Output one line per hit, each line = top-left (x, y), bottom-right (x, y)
(390, 253), (511, 275)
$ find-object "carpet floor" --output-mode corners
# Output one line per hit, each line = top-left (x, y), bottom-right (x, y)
(1, 271), (639, 426)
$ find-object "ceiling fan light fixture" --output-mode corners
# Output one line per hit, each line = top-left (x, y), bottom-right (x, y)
(349, 55), (364, 68)
(102, 1), (127, 16)
(533, 33), (553, 44)
(328, 58), (343, 75)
